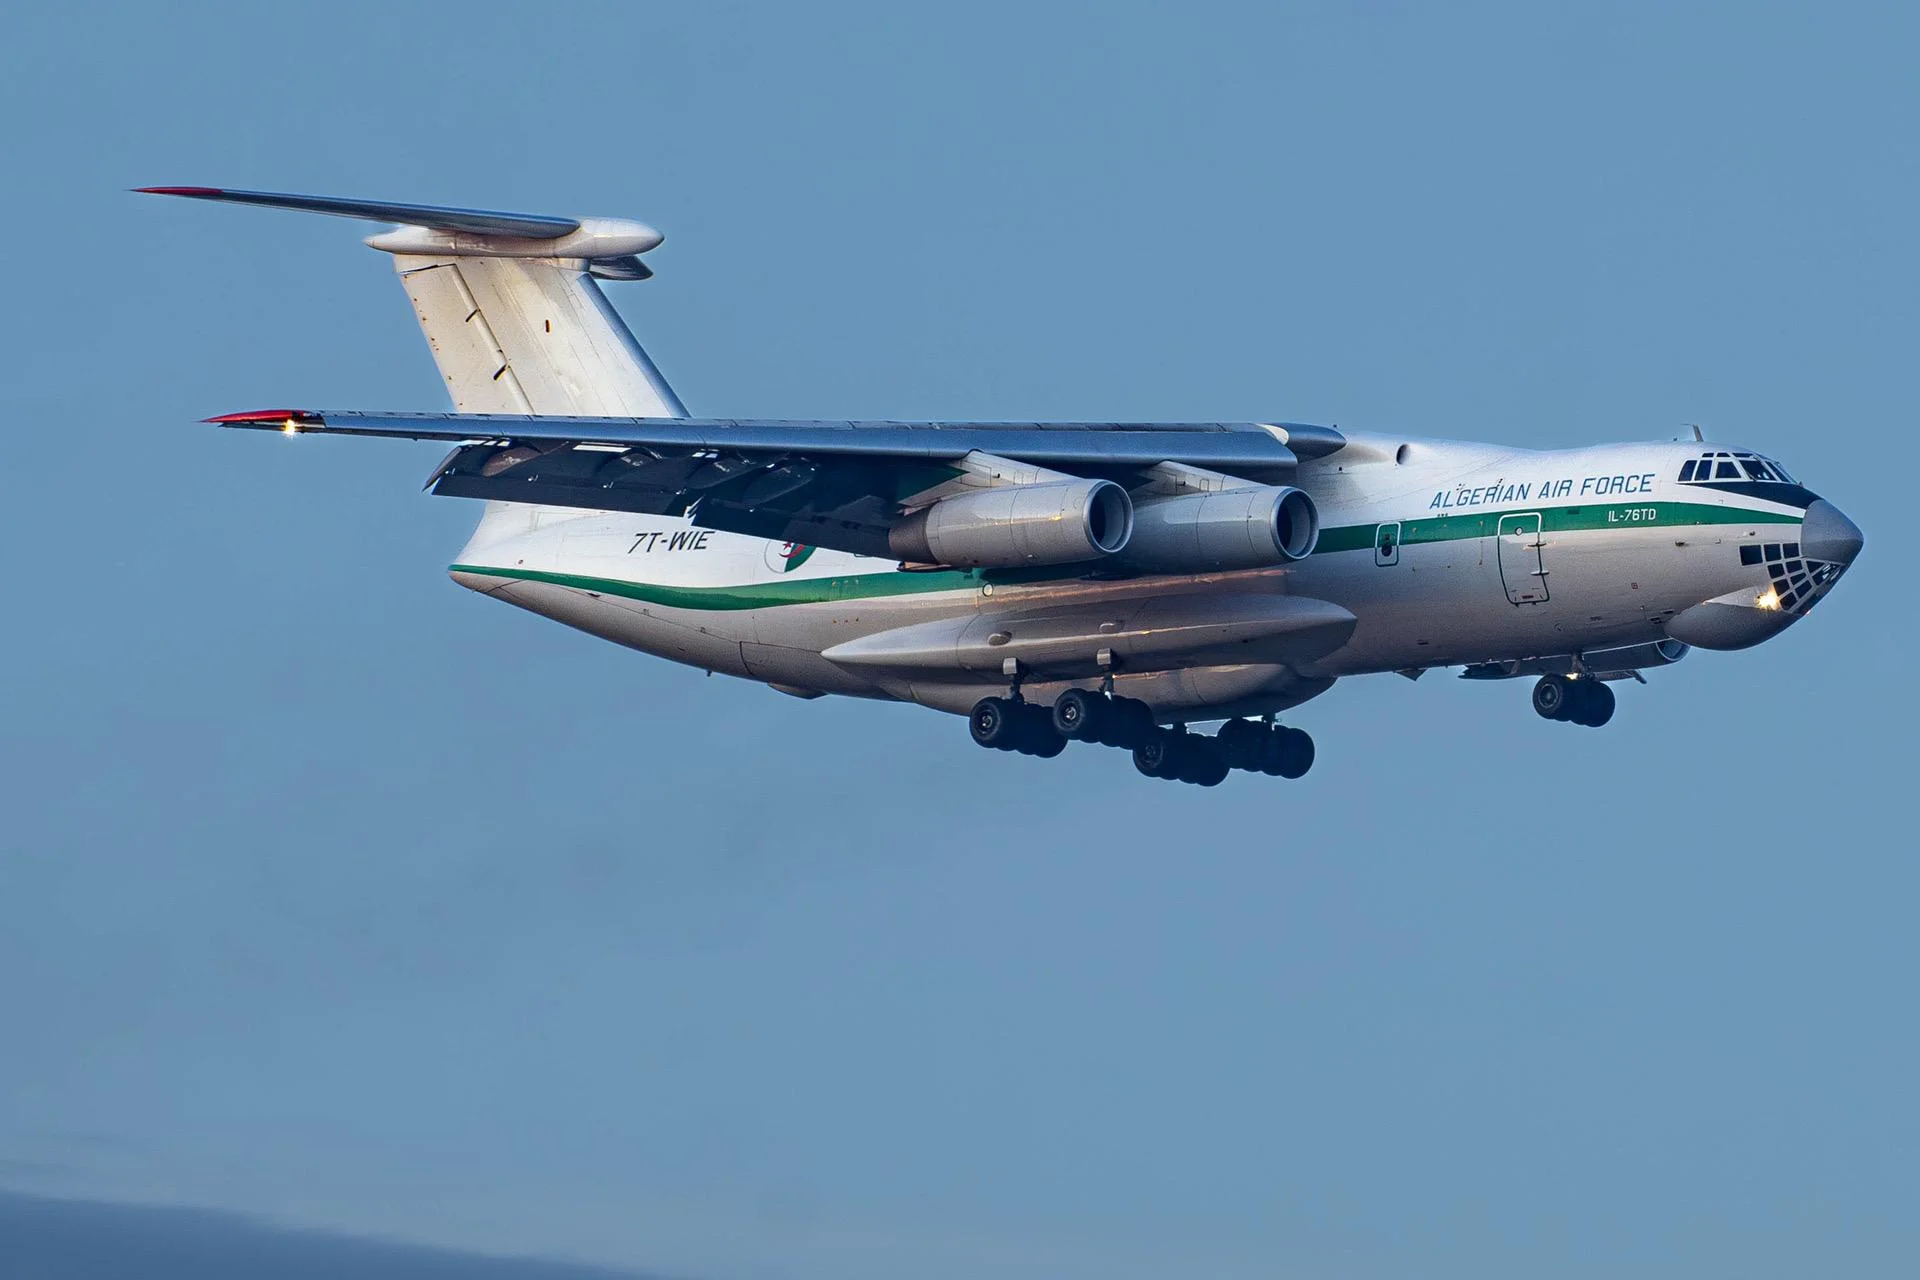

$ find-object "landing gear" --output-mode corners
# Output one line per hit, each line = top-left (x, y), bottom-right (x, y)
(969, 686), (1317, 784)
(1132, 729), (1230, 787)
(1531, 674), (1616, 728)
(1212, 717), (1314, 779)
(1052, 687), (1155, 749)
(969, 696), (1067, 757)
(1129, 717), (1313, 786)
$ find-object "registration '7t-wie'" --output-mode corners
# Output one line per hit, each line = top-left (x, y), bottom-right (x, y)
(145, 187), (1865, 787)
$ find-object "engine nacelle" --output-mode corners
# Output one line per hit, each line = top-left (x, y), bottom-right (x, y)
(888, 479), (1133, 568)
(1117, 486), (1319, 572)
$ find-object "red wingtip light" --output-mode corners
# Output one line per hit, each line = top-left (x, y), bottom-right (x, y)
(136, 186), (225, 196)
(205, 409), (314, 423)
(205, 410), (324, 434)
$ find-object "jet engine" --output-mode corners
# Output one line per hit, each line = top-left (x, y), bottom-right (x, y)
(1117, 486), (1319, 572)
(888, 479), (1133, 568)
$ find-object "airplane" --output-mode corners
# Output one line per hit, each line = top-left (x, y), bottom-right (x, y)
(143, 187), (1865, 786)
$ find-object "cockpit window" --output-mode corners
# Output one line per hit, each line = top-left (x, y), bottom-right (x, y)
(1677, 450), (1797, 486)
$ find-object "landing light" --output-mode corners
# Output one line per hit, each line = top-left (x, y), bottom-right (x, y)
(1756, 588), (1782, 611)
(283, 418), (301, 435)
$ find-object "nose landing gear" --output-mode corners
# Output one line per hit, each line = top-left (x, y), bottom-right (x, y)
(1531, 674), (1615, 727)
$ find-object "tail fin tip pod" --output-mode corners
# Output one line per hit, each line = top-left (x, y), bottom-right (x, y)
(139, 185), (683, 420)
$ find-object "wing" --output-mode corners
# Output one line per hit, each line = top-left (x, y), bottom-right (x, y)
(209, 410), (1346, 558)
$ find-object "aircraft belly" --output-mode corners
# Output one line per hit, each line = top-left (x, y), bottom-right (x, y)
(475, 578), (756, 676)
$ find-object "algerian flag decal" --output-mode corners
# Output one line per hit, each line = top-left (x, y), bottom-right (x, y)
(764, 540), (817, 573)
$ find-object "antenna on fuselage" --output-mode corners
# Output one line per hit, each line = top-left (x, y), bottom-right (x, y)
(1688, 423), (1704, 442)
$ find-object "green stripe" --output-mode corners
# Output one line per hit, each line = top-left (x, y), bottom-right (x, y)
(1314, 499), (1798, 554)
(451, 562), (979, 610)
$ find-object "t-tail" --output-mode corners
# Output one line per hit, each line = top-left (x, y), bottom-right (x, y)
(138, 186), (684, 419)
(138, 185), (687, 553)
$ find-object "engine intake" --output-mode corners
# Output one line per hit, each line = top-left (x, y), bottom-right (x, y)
(888, 479), (1133, 568)
(1118, 486), (1319, 572)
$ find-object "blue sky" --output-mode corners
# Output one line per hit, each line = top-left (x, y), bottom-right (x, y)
(2, 3), (1915, 1277)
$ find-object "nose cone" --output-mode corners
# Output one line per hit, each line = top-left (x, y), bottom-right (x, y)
(1801, 499), (1864, 566)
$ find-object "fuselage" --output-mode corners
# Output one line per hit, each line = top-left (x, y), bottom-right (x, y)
(446, 432), (1863, 721)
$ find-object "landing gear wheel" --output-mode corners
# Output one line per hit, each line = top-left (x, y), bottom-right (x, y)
(1013, 703), (1068, 757)
(1214, 718), (1267, 771)
(1261, 726), (1314, 779)
(1052, 688), (1106, 741)
(1532, 674), (1574, 722)
(969, 697), (1023, 750)
(1176, 740), (1230, 787)
(1132, 729), (1179, 778)
(1105, 696), (1156, 750)
(1569, 678), (1616, 728)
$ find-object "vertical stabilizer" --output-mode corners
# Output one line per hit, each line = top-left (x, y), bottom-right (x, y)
(394, 255), (685, 419)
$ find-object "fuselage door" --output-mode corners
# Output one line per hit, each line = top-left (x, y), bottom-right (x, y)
(1374, 522), (1401, 567)
(1496, 512), (1550, 604)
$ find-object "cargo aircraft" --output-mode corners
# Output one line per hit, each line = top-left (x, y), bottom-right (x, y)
(144, 188), (1864, 786)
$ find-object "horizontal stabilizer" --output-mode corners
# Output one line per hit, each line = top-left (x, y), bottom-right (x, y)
(135, 187), (582, 238)
(136, 187), (664, 265)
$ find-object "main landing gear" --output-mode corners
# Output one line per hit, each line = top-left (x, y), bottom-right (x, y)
(1531, 674), (1615, 728)
(968, 686), (1315, 786)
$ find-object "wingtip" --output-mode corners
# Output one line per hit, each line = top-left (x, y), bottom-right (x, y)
(135, 185), (223, 196)
(206, 409), (323, 428)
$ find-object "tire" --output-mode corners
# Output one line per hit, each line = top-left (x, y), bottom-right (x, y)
(1580, 680), (1616, 728)
(969, 697), (1021, 750)
(1052, 688), (1105, 741)
(1532, 674), (1573, 721)
(1181, 741), (1230, 787)
(1214, 719), (1265, 771)
(1268, 727), (1314, 779)
(1132, 729), (1180, 778)
(1564, 679), (1595, 727)
(1025, 731), (1067, 758)
(1016, 703), (1068, 756)
(1108, 697), (1157, 750)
